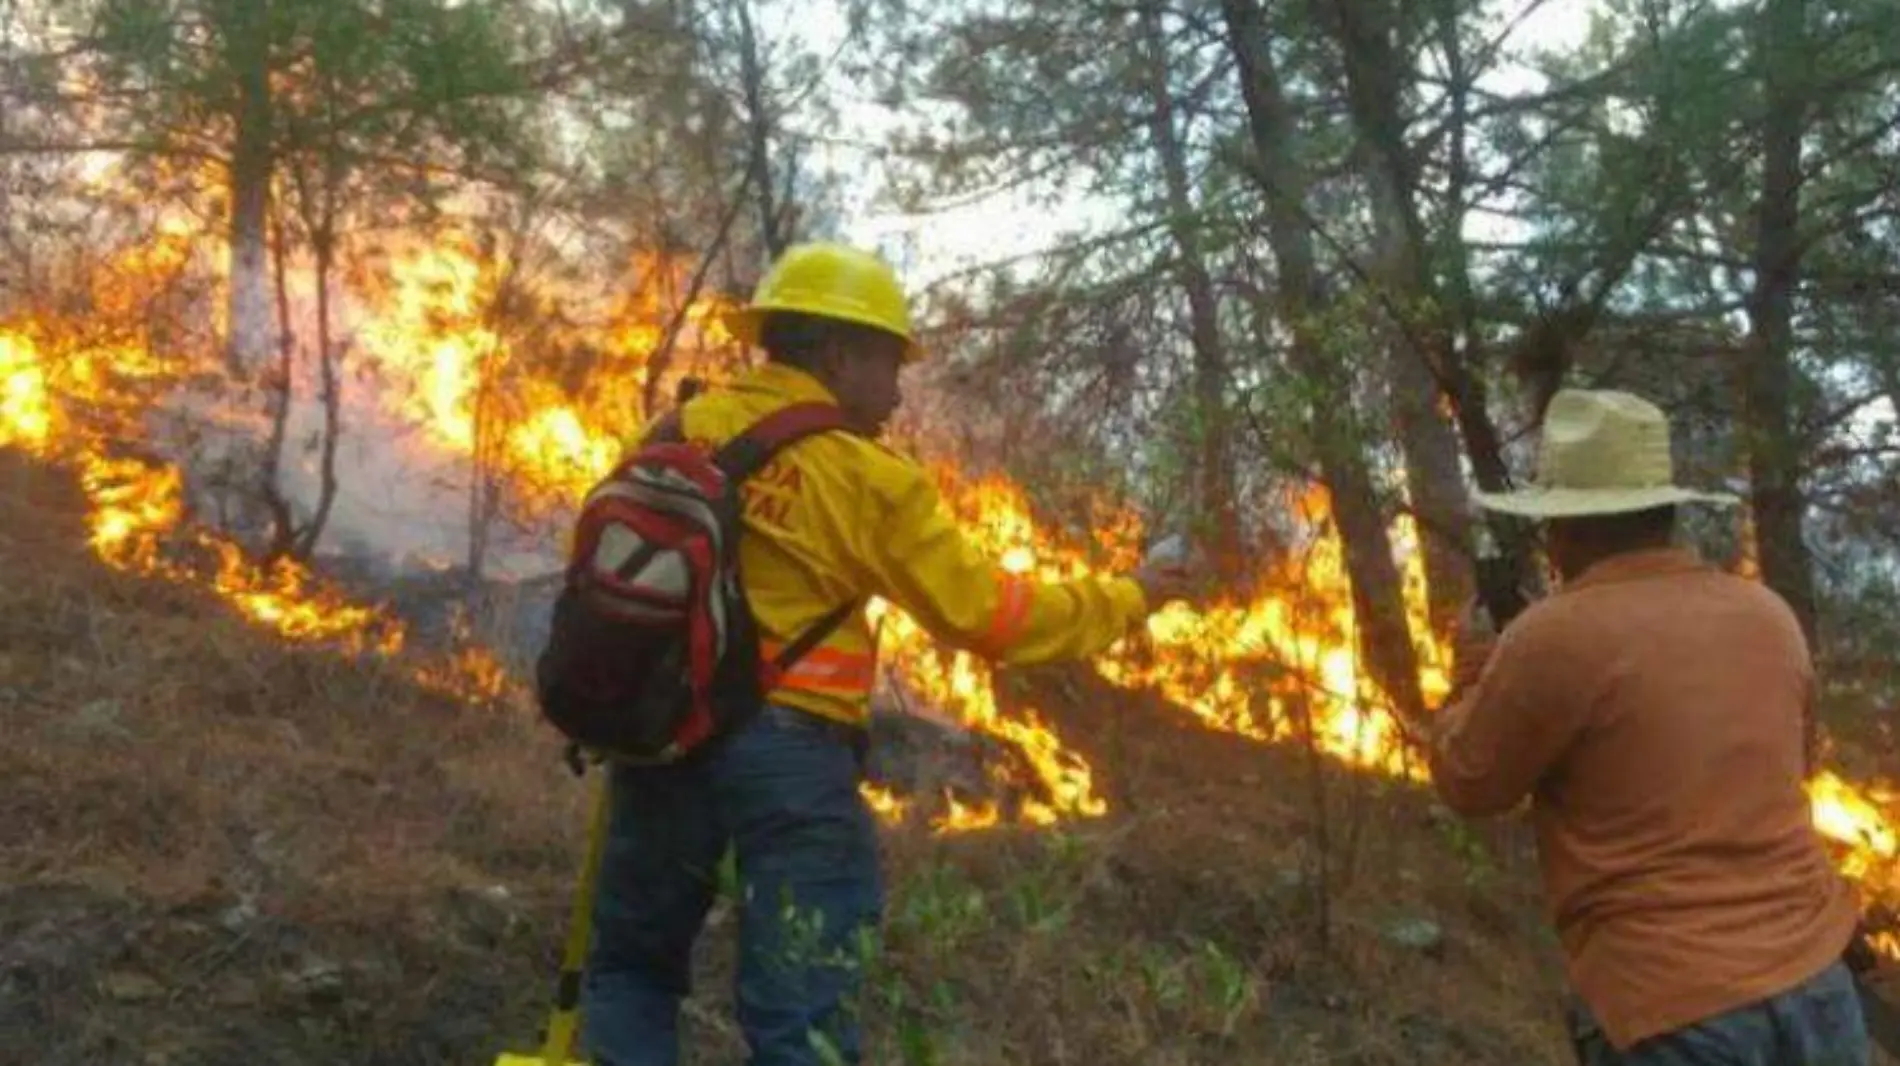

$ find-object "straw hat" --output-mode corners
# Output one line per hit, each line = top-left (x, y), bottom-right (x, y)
(1474, 389), (1739, 519)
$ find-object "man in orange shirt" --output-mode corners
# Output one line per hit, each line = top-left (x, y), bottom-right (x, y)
(1431, 389), (1867, 1065)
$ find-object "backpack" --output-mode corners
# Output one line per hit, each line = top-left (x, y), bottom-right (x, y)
(533, 402), (859, 765)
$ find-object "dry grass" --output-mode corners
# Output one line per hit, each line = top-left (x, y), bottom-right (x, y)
(0, 449), (1575, 1065)
(0, 452), (588, 1065)
(850, 669), (1573, 1065)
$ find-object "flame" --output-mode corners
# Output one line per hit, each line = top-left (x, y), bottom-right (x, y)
(869, 593), (1108, 830)
(857, 473), (1443, 832)
(1806, 771), (1900, 957)
(1809, 771), (1899, 877)
(414, 640), (516, 703)
(0, 230), (742, 713)
(413, 608), (521, 704)
(921, 464), (1900, 952)
(9, 221), (1900, 960)
(353, 238), (743, 519)
(352, 236), (496, 452)
(1, 333), (55, 449)
(0, 314), (461, 685)
(8, 335), (406, 655)
(935, 793), (1003, 833)
(923, 473), (1446, 780)
(0, 230), (743, 704)
(212, 542), (403, 652)
(859, 783), (912, 822)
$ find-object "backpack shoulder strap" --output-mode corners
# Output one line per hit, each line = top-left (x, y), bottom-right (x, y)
(712, 402), (861, 677)
(713, 403), (849, 485)
(769, 598), (863, 674)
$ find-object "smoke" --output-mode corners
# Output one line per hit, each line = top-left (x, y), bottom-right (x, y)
(150, 292), (571, 582)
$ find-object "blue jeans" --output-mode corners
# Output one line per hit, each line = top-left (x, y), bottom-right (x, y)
(1570, 960), (1870, 1066)
(582, 707), (883, 1066)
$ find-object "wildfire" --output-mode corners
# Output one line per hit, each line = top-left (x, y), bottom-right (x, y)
(0, 230), (750, 713)
(354, 238), (743, 518)
(0, 313), (449, 681)
(8, 223), (1900, 962)
(926, 472), (1445, 781)
(340, 238), (1111, 833)
(919, 463), (1900, 952)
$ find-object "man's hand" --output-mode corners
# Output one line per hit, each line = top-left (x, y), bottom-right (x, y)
(1134, 533), (1206, 612)
(1134, 558), (1198, 611)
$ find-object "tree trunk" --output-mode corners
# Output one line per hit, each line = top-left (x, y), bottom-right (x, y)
(261, 205), (299, 559)
(465, 297), (508, 580)
(1219, 0), (1426, 727)
(225, 0), (274, 377)
(292, 224), (340, 560)
(466, 233), (524, 579)
(285, 134), (343, 561)
(1384, 271), (1474, 637)
(466, 348), (496, 578)
(1320, 0), (1474, 634)
(1135, 2), (1244, 579)
(1742, 0), (1819, 646)
(733, 0), (783, 259)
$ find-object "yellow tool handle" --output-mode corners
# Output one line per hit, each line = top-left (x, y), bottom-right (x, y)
(536, 767), (615, 1064)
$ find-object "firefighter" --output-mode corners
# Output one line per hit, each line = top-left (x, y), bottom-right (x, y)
(1431, 389), (1867, 1065)
(582, 241), (1199, 1066)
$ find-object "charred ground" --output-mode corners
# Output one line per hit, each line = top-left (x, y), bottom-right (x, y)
(3, 450), (1574, 1065)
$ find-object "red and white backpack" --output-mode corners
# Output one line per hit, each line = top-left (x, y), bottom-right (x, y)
(534, 402), (857, 764)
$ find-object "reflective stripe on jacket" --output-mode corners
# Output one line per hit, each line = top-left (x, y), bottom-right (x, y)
(670, 363), (1149, 727)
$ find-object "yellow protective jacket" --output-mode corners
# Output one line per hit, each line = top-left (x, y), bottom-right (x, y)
(666, 362), (1150, 727)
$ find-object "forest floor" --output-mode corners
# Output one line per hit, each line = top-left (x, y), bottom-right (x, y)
(3, 447), (1587, 1065)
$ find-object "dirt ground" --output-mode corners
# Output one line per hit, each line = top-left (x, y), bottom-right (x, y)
(0, 450), (1578, 1065)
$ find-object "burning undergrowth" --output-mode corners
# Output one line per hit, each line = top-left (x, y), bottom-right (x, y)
(5, 218), (1900, 952)
(0, 450), (1577, 1066)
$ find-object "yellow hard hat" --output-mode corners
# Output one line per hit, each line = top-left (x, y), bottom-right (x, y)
(726, 242), (921, 363)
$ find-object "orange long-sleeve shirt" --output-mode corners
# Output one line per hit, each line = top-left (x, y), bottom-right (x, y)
(670, 362), (1150, 726)
(1429, 547), (1859, 1050)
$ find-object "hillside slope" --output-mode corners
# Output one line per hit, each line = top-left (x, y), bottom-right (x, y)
(0, 449), (1575, 1065)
